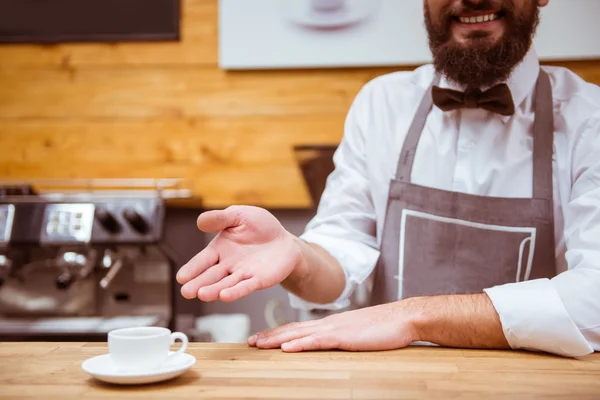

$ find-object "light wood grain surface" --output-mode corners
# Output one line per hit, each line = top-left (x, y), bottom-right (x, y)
(1, 0), (600, 207)
(0, 342), (598, 399)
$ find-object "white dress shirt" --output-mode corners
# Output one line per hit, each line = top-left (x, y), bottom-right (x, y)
(289, 48), (600, 357)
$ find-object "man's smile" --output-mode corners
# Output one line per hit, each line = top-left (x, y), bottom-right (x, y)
(451, 9), (505, 36)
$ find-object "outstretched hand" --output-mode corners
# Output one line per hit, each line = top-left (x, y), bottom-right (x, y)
(176, 206), (302, 303)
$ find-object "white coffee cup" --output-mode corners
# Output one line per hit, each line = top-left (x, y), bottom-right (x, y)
(108, 327), (188, 371)
(310, 0), (346, 12)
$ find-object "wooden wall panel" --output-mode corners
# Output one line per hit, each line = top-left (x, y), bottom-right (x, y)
(0, 117), (344, 165)
(0, 0), (599, 208)
(0, 68), (391, 119)
(0, 116), (344, 208)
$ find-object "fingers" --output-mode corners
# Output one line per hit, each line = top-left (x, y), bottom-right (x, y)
(255, 325), (323, 349)
(281, 334), (339, 353)
(176, 245), (219, 285)
(180, 263), (229, 299)
(196, 207), (242, 233)
(248, 320), (340, 352)
(248, 320), (321, 347)
(197, 271), (245, 302)
(219, 278), (262, 303)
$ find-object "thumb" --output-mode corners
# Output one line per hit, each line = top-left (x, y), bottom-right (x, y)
(196, 207), (242, 233)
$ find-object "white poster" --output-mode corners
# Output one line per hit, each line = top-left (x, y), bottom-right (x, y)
(219, 0), (600, 70)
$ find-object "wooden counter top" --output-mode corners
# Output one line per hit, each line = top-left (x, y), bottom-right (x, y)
(0, 342), (598, 399)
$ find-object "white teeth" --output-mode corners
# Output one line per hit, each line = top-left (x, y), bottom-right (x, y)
(459, 13), (498, 24)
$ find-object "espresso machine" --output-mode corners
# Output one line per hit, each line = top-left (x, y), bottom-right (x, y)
(0, 179), (191, 341)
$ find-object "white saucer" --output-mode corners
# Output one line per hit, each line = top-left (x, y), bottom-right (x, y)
(81, 352), (196, 385)
(281, 0), (381, 29)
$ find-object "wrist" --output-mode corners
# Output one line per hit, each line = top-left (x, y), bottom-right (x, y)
(280, 235), (347, 304)
(282, 235), (311, 287)
(397, 297), (429, 343)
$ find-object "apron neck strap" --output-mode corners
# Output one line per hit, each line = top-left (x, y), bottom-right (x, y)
(394, 74), (440, 182)
(394, 69), (554, 201)
(532, 69), (554, 200)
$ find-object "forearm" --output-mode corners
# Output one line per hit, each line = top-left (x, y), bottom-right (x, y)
(281, 236), (346, 304)
(404, 293), (510, 349)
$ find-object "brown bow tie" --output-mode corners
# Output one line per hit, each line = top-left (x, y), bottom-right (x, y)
(432, 83), (515, 116)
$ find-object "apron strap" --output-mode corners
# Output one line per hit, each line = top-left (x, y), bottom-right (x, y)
(395, 74), (441, 181)
(532, 69), (554, 200)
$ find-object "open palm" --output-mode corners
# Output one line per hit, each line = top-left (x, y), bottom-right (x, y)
(177, 206), (301, 302)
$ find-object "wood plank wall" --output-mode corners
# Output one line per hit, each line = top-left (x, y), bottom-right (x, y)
(1, 0), (599, 208)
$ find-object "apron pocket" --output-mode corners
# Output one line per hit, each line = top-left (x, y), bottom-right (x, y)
(398, 209), (536, 299)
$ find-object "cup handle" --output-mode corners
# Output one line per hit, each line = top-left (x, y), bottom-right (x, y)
(167, 332), (188, 360)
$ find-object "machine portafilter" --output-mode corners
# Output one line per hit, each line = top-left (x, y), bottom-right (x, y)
(55, 250), (96, 290)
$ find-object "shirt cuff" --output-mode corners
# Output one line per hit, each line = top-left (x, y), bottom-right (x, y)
(484, 278), (594, 357)
(287, 230), (380, 311)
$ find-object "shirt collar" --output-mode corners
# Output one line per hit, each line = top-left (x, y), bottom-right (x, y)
(437, 47), (540, 123)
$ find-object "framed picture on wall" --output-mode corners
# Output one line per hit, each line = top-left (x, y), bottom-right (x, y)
(219, 0), (428, 69)
(0, 0), (180, 44)
(219, 0), (600, 70)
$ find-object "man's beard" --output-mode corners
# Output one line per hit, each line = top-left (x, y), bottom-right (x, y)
(424, 0), (540, 88)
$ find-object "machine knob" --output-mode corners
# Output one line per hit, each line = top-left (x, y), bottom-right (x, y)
(123, 209), (149, 234)
(56, 271), (73, 290)
(96, 209), (120, 233)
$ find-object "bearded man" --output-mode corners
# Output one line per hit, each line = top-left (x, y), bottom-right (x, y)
(177, 0), (600, 357)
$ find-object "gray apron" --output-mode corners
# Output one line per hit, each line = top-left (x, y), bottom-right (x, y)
(371, 69), (557, 304)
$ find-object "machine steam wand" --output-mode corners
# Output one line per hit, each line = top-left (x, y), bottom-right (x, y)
(99, 249), (125, 290)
